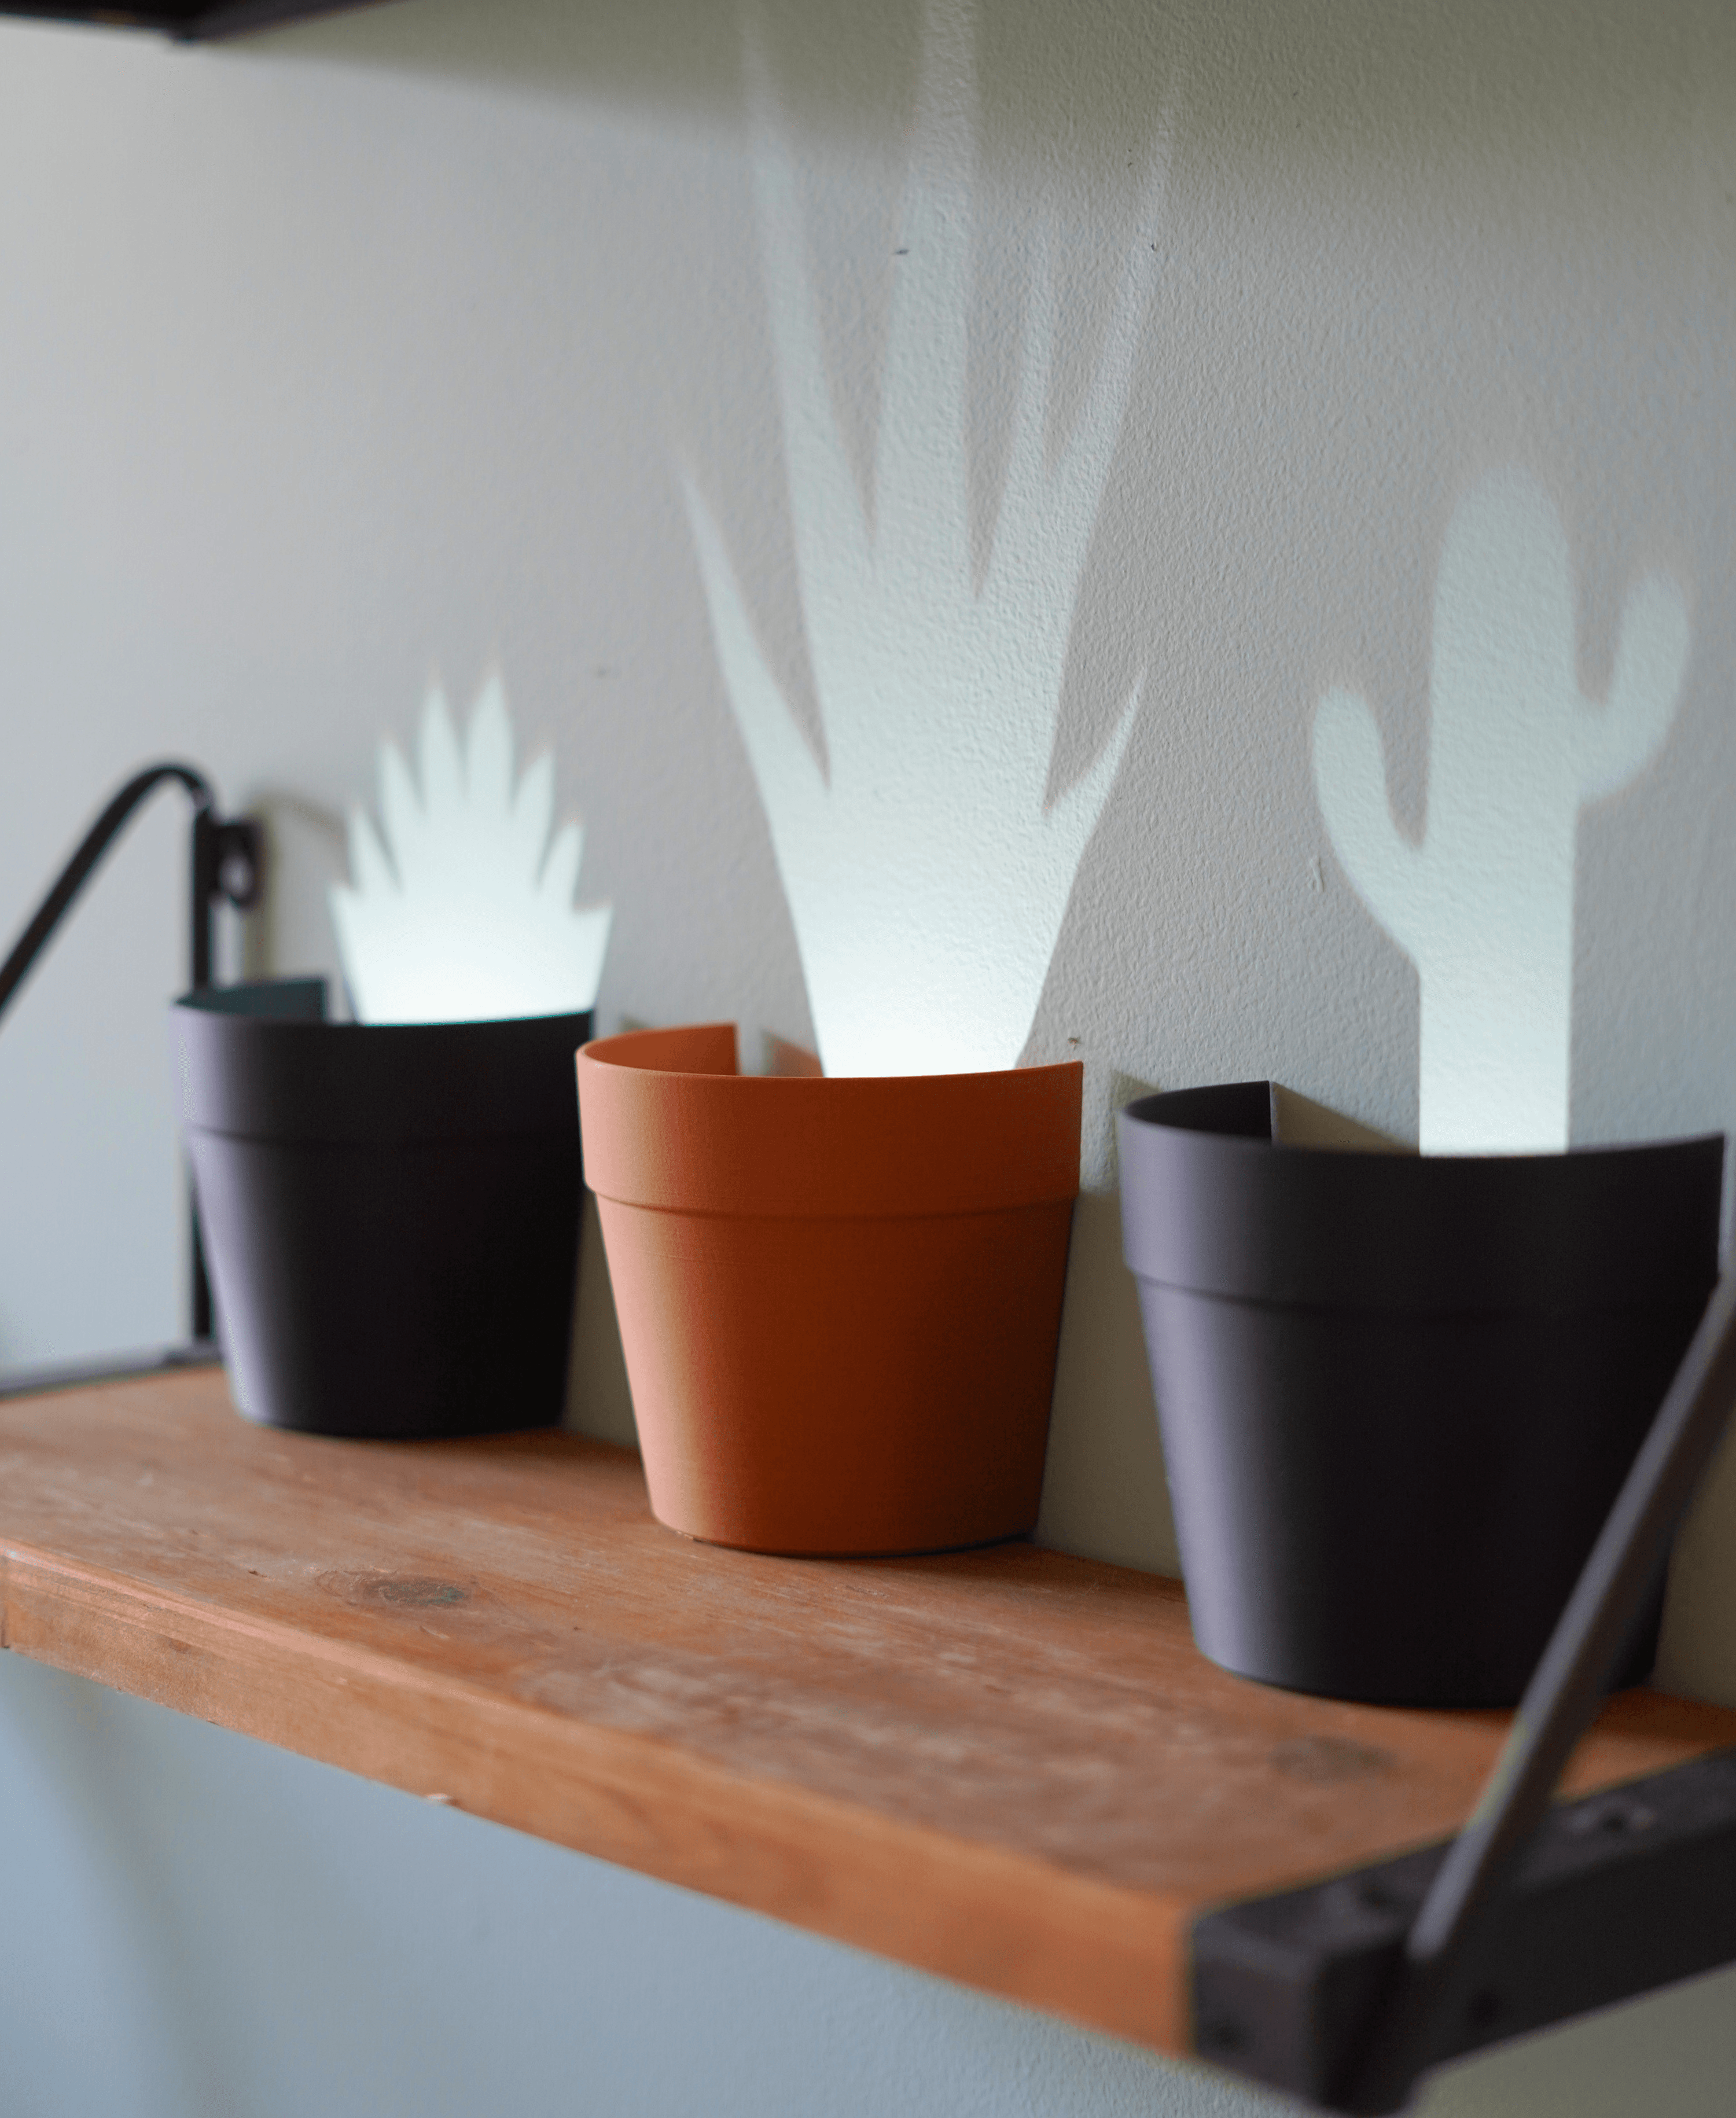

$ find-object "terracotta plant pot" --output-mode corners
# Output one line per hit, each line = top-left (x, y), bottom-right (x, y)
(576, 1024), (1081, 1554)
(170, 979), (589, 1439)
(1118, 1081), (1725, 1708)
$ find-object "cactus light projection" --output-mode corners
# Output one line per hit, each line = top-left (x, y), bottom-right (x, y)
(1313, 468), (1689, 1153)
(682, 0), (1160, 1076)
(329, 678), (612, 1024)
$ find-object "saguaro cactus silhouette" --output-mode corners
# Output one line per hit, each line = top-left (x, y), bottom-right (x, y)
(1313, 467), (1689, 1152)
(682, 0), (1161, 1075)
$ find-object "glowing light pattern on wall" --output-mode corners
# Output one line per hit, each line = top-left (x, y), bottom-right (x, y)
(329, 677), (612, 1025)
(682, 0), (1160, 1076)
(1313, 466), (1689, 1153)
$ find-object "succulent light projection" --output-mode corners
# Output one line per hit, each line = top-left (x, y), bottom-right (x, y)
(682, 0), (1162, 1076)
(1313, 467), (1690, 1153)
(329, 678), (612, 1024)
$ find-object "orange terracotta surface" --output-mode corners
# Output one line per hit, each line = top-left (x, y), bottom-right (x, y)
(576, 1025), (1082, 1554)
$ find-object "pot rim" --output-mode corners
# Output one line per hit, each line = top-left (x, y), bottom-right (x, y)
(1119, 1079), (1725, 1314)
(175, 981), (591, 1038)
(1122, 1079), (1722, 1168)
(171, 981), (590, 1145)
(578, 1021), (1082, 1219)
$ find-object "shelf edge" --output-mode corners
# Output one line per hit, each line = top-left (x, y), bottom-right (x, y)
(0, 1536), (1193, 2054)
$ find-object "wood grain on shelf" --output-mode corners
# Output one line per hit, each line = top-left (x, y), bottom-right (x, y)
(2, 1370), (1734, 2056)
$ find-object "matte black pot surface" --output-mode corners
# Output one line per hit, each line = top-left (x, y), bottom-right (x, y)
(170, 981), (588, 1440)
(1118, 1082), (1725, 1708)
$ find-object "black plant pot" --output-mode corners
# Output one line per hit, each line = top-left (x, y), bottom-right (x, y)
(1119, 1082), (1725, 1708)
(170, 980), (589, 1439)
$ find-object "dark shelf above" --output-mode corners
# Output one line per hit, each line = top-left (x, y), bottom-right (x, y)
(0, 0), (389, 38)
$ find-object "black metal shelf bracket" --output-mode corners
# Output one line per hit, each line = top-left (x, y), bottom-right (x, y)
(1194, 1257), (1736, 2111)
(0, 762), (262, 1343)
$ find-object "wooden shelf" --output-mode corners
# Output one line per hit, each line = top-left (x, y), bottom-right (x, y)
(3, 1368), (1735, 2060)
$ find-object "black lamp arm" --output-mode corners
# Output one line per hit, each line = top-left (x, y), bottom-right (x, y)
(0, 761), (264, 1341)
(0, 763), (261, 1023)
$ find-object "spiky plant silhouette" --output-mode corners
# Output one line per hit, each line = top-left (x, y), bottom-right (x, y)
(1314, 466), (1690, 1152)
(682, 0), (1162, 1075)
(330, 677), (612, 1025)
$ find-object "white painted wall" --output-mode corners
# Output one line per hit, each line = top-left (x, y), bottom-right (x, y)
(2, 1), (1736, 2108)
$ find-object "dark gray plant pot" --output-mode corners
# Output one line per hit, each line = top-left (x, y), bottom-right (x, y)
(170, 980), (588, 1439)
(1118, 1082), (1725, 1708)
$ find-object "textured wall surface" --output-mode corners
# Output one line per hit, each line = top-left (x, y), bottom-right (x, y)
(1, 1), (1734, 2109)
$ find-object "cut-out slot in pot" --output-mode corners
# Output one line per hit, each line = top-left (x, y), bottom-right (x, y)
(1119, 1082), (1724, 1708)
(170, 980), (588, 1439)
(577, 1024), (1081, 1556)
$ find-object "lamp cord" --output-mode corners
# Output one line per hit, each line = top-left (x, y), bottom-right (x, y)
(0, 762), (263, 1339)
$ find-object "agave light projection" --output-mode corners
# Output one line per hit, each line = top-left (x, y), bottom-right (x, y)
(330, 677), (612, 1024)
(682, 0), (1162, 1076)
(1313, 467), (1690, 1152)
